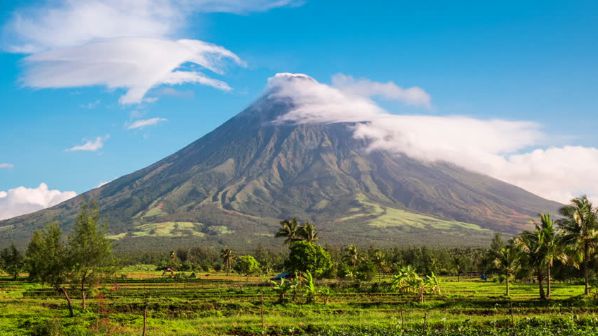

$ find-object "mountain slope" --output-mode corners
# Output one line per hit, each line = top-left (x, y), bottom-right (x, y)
(0, 81), (561, 250)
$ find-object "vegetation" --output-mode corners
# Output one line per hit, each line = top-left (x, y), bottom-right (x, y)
(2, 196), (598, 334)
(0, 243), (24, 280)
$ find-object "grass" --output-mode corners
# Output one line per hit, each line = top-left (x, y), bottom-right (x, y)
(131, 221), (205, 238)
(0, 271), (597, 335)
(342, 194), (493, 234)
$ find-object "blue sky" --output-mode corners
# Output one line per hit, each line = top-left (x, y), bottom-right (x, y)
(1, 0), (598, 219)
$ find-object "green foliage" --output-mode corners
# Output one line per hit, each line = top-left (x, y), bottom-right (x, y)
(270, 278), (292, 303)
(303, 271), (317, 304)
(220, 248), (235, 275)
(25, 222), (69, 289)
(391, 266), (441, 303)
(285, 241), (332, 279)
(355, 261), (376, 281)
(557, 196), (598, 295)
(68, 202), (113, 307)
(233, 255), (261, 276)
(492, 243), (520, 296)
(0, 243), (24, 279)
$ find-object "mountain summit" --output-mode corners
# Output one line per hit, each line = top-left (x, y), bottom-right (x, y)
(0, 75), (560, 249)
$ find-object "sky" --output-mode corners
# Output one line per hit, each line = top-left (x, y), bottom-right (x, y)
(1, 0), (598, 219)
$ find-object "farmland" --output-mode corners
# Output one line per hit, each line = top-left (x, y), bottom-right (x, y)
(1, 270), (597, 335)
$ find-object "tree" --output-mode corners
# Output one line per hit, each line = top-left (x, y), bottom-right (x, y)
(275, 218), (301, 244)
(391, 266), (440, 303)
(557, 196), (598, 295)
(514, 227), (546, 300)
(371, 249), (387, 282)
(234, 255), (261, 276)
(342, 244), (360, 268)
(68, 202), (113, 310)
(492, 243), (520, 297)
(285, 241), (332, 278)
(450, 249), (467, 282)
(297, 222), (319, 243)
(220, 248), (235, 275)
(538, 214), (560, 299)
(26, 223), (75, 317)
(0, 243), (24, 280)
(271, 278), (292, 304)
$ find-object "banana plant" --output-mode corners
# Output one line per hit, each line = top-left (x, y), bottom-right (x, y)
(303, 271), (316, 304)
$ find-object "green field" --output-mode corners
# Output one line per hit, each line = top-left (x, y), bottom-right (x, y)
(1, 271), (597, 335)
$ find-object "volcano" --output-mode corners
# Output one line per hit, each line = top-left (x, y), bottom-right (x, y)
(0, 74), (560, 250)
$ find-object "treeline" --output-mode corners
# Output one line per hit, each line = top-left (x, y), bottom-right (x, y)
(2, 196), (598, 313)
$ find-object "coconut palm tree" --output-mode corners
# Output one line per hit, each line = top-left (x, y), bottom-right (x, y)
(275, 218), (301, 244)
(557, 196), (598, 295)
(342, 244), (360, 268)
(220, 248), (235, 276)
(371, 249), (387, 283)
(514, 227), (546, 300)
(493, 243), (520, 297)
(538, 213), (560, 299)
(298, 222), (319, 243)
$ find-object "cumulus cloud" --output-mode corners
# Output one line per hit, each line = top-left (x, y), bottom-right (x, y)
(3, 0), (295, 104)
(268, 73), (598, 203)
(0, 163), (14, 169)
(67, 135), (109, 152)
(0, 183), (76, 220)
(127, 117), (167, 129)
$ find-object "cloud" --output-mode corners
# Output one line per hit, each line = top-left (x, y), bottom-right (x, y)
(331, 74), (432, 108)
(0, 183), (76, 220)
(3, 0), (295, 104)
(0, 163), (14, 169)
(268, 73), (598, 204)
(127, 117), (167, 130)
(22, 37), (242, 104)
(67, 135), (109, 152)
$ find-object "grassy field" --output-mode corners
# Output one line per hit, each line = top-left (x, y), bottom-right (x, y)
(1, 269), (598, 335)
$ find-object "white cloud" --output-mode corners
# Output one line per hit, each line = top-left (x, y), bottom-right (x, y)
(0, 163), (14, 169)
(67, 135), (109, 152)
(3, 0), (295, 104)
(268, 73), (598, 204)
(331, 74), (432, 108)
(0, 183), (76, 220)
(127, 117), (167, 129)
(22, 37), (242, 104)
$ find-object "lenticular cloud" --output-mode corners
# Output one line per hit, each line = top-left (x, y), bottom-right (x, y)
(3, 0), (296, 104)
(22, 38), (243, 104)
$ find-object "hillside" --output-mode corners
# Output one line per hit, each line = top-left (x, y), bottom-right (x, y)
(0, 77), (561, 250)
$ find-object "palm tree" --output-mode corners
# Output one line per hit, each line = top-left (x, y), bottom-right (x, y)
(371, 250), (386, 283)
(514, 227), (546, 300)
(342, 244), (360, 268)
(220, 248), (235, 276)
(538, 214), (560, 299)
(557, 196), (598, 295)
(493, 243), (519, 297)
(275, 218), (301, 244)
(298, 222), (319, 243)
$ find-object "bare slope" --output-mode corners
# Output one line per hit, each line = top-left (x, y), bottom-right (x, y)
(0, 86), (560, 249)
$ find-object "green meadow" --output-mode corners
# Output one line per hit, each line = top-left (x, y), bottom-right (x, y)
(1, 272), (597, 336)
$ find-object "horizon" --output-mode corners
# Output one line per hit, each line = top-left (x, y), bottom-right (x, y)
(2, 0), (598, 221)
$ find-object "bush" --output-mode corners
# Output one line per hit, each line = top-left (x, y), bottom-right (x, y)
(234, 255), (261, 276)
(285, 241), (333, 279)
